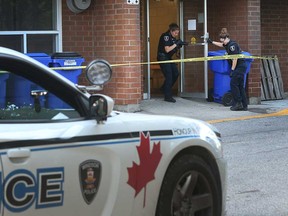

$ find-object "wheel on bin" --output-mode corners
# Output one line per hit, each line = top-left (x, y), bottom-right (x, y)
(207, 88), (214, 102)
(222, 92), (233, 106)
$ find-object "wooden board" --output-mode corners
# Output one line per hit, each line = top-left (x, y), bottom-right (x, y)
(260, 56), (284, 100)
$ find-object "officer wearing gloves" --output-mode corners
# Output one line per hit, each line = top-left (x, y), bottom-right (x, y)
(157, 23), (187, 103)
(207, 28), (248, 111)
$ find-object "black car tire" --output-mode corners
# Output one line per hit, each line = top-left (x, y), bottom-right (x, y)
(222, 92), (233, 107)
(156, 155), (222, 216)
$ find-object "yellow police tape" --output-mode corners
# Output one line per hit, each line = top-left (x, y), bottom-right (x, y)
(49, 54), (277, 70)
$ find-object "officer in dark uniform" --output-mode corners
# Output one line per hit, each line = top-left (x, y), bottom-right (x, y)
(157, 23), (185, 103)
(207, 28), (248, 111)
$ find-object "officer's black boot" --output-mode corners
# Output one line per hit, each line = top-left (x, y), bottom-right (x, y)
(230, 102), (243, 111)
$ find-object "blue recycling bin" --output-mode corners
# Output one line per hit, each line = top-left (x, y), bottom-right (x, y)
(27, 53), (52, 106)
(208, 50), (253, 106)
(6, 74), (31, 107)
(26, 53), (51, 67)
(6, 53), (52, 107)
(47, 52), (84, 109)
(0, 72), (9, 108)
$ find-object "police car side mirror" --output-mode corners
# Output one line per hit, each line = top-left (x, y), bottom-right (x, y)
(89, 94), (114, 123)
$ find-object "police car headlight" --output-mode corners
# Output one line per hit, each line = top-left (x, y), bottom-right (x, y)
(86, 59), (112, 85)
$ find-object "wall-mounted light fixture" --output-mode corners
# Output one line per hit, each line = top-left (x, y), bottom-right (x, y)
(67, 0), (91, 14)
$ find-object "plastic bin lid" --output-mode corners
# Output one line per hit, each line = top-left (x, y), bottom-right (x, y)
(242, 51), (254, 62)
(26, 53), (50, 57)
(208, 50), (253, 62)
(51, 52), (82, 59)
(208, 50), (226, 56)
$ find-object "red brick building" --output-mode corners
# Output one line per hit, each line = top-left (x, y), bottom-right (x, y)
(1, 0), (287, 111)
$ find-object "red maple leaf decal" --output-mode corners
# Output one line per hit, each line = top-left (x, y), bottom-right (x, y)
(127, 132), (162, 207)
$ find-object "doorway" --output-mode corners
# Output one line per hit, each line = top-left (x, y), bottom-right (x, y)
(148, 0), (180, 97)
(144, 0), (209, 100)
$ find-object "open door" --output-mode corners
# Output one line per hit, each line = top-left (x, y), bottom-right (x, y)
(179, 0), (209, 99)
(144, 0), (208, 100)
(145, 0), (180, 99)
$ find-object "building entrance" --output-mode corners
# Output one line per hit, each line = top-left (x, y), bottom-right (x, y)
(147, 0), (179, 97)
(144, 0), (209, 100)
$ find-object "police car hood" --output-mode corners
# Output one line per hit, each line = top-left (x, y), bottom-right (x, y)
(112, 111), (222, 157)
(113, 111), (219, 135)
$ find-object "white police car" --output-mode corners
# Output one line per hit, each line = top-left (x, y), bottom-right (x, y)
(0, 47), (226, 216)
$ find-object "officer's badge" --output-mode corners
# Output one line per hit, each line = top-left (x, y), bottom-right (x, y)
(79, 160), (101, 205)
(164, 36), (169, 41)
(230, 45), (235, 52)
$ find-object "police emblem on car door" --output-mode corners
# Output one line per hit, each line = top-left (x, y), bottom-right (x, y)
(79, 160), (101, 204)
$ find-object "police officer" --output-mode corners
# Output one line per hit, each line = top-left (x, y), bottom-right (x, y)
(208, 28), (248, 111)
(157, 23), (185, 103)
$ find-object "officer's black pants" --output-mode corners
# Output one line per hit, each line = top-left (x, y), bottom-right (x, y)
(159, 62), (179, 99)
(230, 66), (248, 108)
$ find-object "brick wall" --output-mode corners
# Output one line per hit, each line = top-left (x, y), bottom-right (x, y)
(208, 1), (249, 50)
(247, 0), (261, 102)
(261, 0), (288, 93)
(62, 0), (142, 109)
(61, 0), (288, 107)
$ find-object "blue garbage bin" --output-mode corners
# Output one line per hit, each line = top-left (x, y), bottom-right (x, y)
(26, 53), (51, 67)
(6, 74), (31, 107)
(6, 53), (51, 107)
(0, 72), (9, 108)
(47, 52), (84, 109)
(208, 50), (253, 106)
(26, 53), (52, 106)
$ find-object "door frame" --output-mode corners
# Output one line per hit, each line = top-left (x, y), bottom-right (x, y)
(145, 0), (151, 100)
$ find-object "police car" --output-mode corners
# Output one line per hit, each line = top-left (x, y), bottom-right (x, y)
(0, 47), (226, 216)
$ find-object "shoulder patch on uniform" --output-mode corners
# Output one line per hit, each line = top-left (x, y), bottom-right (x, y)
(230, 45), (235, 52)
(164, 36), (169, 42)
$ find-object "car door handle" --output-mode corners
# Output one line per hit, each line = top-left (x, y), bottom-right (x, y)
(7, 148), (31, 159)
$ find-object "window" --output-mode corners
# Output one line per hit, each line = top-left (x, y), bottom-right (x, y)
(0, 0), (61, 53)
(0, 72), (80, 121)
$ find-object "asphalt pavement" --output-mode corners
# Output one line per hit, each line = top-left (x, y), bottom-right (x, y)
(139, 96), (288, 123)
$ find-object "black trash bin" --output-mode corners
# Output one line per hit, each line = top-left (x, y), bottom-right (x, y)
(48, 52), (84, 109)
(208, 50), (253, 106)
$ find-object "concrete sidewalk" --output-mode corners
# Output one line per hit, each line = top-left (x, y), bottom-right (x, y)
(139, 96), (288, 122)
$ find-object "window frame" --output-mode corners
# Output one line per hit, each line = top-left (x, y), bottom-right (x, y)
(0, 0), (63, 53)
